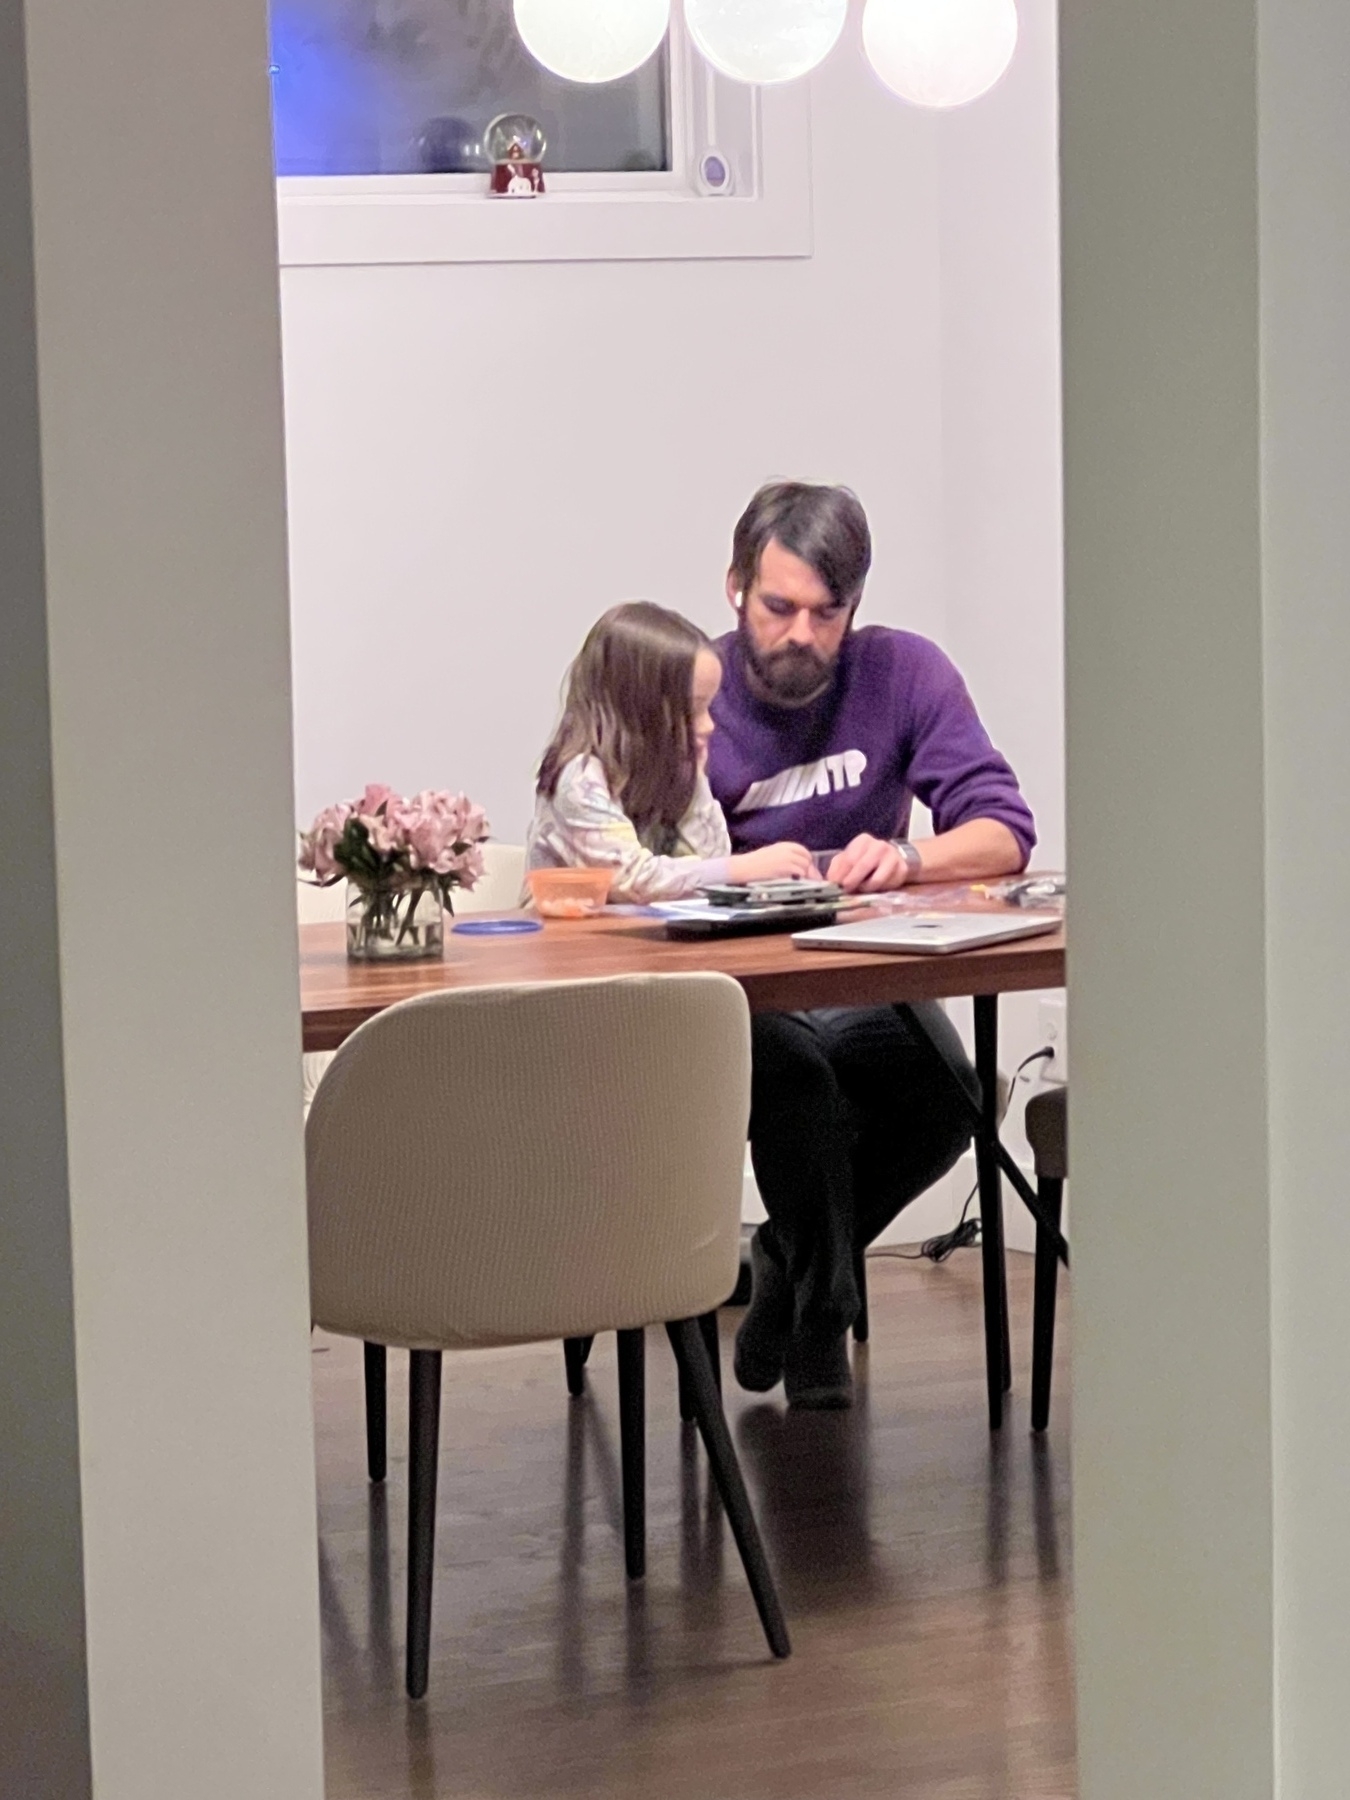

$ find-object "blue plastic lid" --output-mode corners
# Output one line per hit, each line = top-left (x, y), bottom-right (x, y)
(450, 917), (543, 937)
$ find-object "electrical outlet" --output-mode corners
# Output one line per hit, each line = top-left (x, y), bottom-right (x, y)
(1038, 997), (1068, 1083)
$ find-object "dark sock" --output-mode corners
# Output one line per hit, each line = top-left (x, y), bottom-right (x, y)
(784, 1328), (854, 1411)
(733, 1231), (794, 1393)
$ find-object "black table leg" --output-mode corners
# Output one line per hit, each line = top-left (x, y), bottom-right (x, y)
(974, 995), (1010, 1429)
(363, 1341), (387, 1483)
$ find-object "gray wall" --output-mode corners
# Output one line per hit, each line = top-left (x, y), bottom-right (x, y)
(1065, 0), (1350, 1790)
(1260, 0), (1350, 1786)
(3, 0), (327, 1787)
(1063, 1), (1273, 1790)
(0, 1), (92, 1789)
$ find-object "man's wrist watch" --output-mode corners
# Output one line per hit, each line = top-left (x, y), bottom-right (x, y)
(890, 839), (923, 880)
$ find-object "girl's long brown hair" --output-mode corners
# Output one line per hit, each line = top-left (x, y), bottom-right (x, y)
(538, 602), (712, 853)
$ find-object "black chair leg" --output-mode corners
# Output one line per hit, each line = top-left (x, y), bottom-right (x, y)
(666, 1318), (791, 1659)
(698, 1310), (722, 1394)
(681, 1313), (720, 1422)
(617, 1329), (646, 1580)
(678, 1366), (695, 1423)
(1031, 1176), (1065, 1433)
(852, 1244), (870, 1343)
(562, 1334), (594, 1398)
(405, 1349), (442, 1701)
(364, 1342), (387, 1484)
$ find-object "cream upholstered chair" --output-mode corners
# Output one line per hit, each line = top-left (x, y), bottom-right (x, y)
(298, 844), (527, 1115)
(306, 972), (791, 1698)
(450, 841), (527, 914)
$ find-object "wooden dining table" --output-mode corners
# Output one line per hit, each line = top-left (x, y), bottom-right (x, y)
(299, 900), (1066, 1429)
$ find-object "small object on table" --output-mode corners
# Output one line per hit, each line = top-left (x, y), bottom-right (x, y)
(656, 893), (845, 940)
(700, 878), (844, 909)
(527, 866), (613, 919)
(792, 911), (1061, 955)
(969, 875), (1066, 909)
(345, 878), (445, 961)
(485, 113), (546, 197)
(450, 917), (543, 937)
(1006, 874), (1066, 908)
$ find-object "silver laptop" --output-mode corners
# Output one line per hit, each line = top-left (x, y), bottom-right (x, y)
(793, 911), (1061, 955)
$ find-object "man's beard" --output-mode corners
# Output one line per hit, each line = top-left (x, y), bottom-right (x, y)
(740, 619), (838, 704)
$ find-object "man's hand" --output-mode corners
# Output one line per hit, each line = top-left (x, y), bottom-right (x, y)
(826, 835), (911, 895)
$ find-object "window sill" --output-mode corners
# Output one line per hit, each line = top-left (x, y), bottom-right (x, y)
(277, 85), (812, 268)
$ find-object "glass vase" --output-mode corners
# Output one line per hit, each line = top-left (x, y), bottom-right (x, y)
(346, 879), (445, 961)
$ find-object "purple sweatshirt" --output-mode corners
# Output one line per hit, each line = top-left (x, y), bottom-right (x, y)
(706, 626), (1036, 863)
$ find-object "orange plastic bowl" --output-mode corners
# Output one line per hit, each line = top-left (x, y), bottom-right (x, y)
(527, 866), (614, 919)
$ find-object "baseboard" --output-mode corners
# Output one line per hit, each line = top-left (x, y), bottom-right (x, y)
(741, 1148), (1048, 1259)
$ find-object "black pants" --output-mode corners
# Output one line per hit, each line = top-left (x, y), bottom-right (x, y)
(749, 1003), (979, 1337)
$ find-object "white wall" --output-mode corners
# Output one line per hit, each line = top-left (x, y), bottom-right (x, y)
(282, 42), (952, 841)
(283, 15), (1064, 839)
(280, 10), (1063, 844)
(937, 0), (1063, 871)
(934, 0), (1065, 1213)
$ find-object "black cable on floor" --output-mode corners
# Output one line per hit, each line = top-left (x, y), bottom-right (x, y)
(869, 1045), (1055, 1263)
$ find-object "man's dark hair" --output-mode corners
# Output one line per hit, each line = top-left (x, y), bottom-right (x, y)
(729, 481), (872, 610)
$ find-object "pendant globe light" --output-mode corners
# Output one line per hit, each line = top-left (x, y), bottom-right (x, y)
(513, 0), (671, 85)
(862, 0), (1018, 109)
(685, 0), (848, 86)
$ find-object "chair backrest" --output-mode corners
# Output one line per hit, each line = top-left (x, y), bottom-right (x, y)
(296, 878), (347, 925)
(306, 973), (751, 1349)
(454, 843), (526, 915)
(296, 844), (526, 928)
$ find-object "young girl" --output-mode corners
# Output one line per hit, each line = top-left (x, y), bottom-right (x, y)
(528, 602), (813, 904)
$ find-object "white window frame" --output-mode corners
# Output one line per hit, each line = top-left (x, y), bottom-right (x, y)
(276, 12), (812, 267)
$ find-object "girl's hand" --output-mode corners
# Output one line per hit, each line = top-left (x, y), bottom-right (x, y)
(729, 842), (816, 883)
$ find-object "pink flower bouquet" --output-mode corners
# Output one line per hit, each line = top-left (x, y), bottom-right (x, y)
(299, 784), (490, 959)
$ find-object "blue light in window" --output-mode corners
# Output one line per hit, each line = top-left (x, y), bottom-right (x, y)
(269, 1), (380, 176)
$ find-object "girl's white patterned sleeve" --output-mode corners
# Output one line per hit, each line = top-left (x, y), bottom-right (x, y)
(540, 759), (731, 904)
(682, 772), (733, 858)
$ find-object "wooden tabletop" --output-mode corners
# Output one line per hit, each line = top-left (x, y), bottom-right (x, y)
(300, 907), (1065, 1053)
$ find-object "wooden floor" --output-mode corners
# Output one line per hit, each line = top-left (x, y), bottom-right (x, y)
(314, 1253), (1075, 1800)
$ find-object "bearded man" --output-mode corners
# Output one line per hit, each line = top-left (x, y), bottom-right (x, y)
(705, 481), (1036, 1408)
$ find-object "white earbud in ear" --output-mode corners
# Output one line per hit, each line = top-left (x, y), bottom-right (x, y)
(734, 591), (744, 610)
